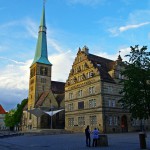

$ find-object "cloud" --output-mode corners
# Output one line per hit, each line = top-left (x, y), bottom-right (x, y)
(0, 50), (74, 110)
(108, 22), (150, 36)
(119, 22), (150, 32)
(97, 46), (130, 62)
(24, 18), (64, 53)
(0, 57), (31, 90)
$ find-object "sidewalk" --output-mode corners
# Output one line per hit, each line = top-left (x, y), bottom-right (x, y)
(0, 132), (150, 150)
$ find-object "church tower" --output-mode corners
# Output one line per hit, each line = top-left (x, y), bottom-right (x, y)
(28, 5), (52, 112)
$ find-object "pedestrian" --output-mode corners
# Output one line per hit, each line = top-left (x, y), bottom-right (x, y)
(85, 125), (91, 147)
(92, 128), (99, 147)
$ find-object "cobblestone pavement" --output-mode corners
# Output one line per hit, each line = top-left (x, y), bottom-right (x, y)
(0, 132), (150, 150)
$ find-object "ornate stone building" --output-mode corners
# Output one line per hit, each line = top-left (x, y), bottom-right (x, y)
(65, 46), (149, 133)
(22, 6), (65, 131)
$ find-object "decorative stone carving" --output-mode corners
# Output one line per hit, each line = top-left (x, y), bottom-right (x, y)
(84, 63), (89, 68)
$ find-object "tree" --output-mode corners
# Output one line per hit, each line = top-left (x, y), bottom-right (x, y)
(13, 98), (28, 126)
(119, 45), (150, 120)
(4, 109), (16, 130)
(4, 98), (28, 130)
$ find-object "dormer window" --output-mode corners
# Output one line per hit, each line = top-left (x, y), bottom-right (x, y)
(97, 63), (101, 67)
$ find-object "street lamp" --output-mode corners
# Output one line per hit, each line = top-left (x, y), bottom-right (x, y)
(50, 104), (54, 129)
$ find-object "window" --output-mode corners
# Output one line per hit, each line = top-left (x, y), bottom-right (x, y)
(89, 99), (96, 108)
(109, 116), (112, 126)
(68, 103), (73, 111)
(68, 118), (74, 126)
(107, 86), (113, 93)
(119, 73), (124, 79)
(78, 116), (85, 126)
(89, 87), (95, 94)
(132, 119), (139, 126)
(78, 101), (84, 109)
(69, 93), (73, 100)
(108, 100), (116, 107)
(78, 90), (83, 97)
(40, 67), (48, 76)
(114, 116), (118, 126)
(41, 78), (46, 83)
(89, 116), (97, 125)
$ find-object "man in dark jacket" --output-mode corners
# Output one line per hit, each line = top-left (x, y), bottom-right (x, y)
(85, 125), (91, 147)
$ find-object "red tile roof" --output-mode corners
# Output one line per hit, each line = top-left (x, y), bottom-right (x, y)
(0, 105), (7, 114)
(35, 92), (49, 107)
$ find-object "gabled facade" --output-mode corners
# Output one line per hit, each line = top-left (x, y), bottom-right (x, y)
(65, 46), (149, 133)
(0, 105), (7, 130)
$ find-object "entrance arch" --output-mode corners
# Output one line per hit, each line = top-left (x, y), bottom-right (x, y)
(121, 115), (128, 132)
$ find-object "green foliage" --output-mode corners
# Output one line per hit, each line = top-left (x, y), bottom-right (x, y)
(4, 98), (28, 127)
(119, 45), (150, 120)
(14, 98), (28, 125)
(4, 109), (16, 127)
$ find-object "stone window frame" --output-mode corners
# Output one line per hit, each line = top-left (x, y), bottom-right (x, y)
(89, 115), (97, 126)
(114, 116), (118, 126)
(68, 118), (74, 126)
(68, 103), (73, 111)
(78, 89), (83, 97)
(89, 99), (96, 108)
(108, 99), (116, 107)
(69, 93), (73, 100)
(89, 86), (95, 95)
(78, 101), (84, 109)
(78, 116), (85, 126)
(108, 116), (113, 126)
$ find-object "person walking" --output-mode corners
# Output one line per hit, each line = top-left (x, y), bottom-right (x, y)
(92, 128), (99, 147)
(85, 125), (91, 147)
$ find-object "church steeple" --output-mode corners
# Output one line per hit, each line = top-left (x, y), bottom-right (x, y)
(32, 5), (51, 66)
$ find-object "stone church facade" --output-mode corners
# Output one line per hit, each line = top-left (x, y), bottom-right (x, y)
(21, 6), (65, 131)
(65, 46), (150, 133)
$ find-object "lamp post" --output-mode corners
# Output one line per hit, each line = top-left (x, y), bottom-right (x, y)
(50, 104), (54, 129)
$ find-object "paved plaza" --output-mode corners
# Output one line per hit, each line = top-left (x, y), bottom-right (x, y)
(0, 132), (150, 150)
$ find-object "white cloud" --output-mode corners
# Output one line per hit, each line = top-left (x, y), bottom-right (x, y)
(0, 50), (74, 110)
(97, 47), (130, 61)
(25, 18), (38, 39)
(119, 22), (150, 32)
(0, 57), (31, 90)
(49, 51), (74, 82)
(108, 22), (150, 36)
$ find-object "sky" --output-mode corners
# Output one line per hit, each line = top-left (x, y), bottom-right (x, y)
(0, 0), (150, 111)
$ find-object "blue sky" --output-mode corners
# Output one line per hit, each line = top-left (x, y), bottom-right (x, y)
(0, 0), (150, 111)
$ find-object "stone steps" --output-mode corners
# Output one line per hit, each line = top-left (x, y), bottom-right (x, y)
(0, 132), (24, 138)
(23, 129), (73, 136)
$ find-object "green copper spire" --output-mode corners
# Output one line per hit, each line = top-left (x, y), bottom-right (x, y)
(32, 5), (51, 65)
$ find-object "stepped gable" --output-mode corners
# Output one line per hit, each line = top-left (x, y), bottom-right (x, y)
(88, 53), (115, 83)
(0, 105), (7, 114)
(51, 81), (65, 94)
(35, 92), (49, 107)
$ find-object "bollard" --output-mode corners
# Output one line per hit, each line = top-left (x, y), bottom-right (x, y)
(139, 132), (146, 149)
